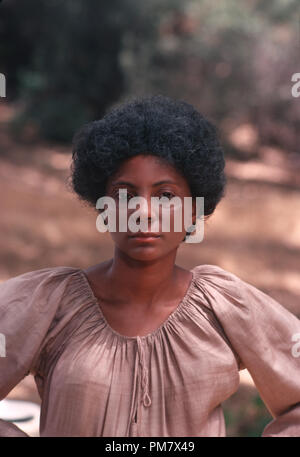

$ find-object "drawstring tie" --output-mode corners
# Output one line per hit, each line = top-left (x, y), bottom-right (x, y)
(137, 336), (152, 407)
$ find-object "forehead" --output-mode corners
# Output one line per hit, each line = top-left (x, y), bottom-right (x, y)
(107, 154), (186, 188)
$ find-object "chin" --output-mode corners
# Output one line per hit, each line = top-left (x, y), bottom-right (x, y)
(119, 245), (164, 261)
(128, 250), (162, 261)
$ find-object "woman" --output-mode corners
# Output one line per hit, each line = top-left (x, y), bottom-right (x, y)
(0, 95), (299, 437)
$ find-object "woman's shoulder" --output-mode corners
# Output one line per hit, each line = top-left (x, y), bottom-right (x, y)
(0, 265), (80, 287)
(192, 263), (242, 289)
(0, 265), (86, 320)
(189, 263), (300, 373)
(190, 262), (281, 320)
(0, 266), (94, 377)
(191, 263), (299, 324)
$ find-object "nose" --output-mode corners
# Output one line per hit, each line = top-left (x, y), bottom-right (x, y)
(131, 194), (160, 231)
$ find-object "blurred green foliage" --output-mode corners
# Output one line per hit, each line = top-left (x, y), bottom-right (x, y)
(0, 0), (299, 149)
(222, 387), (273, 437)
(0, 0), (128, 141)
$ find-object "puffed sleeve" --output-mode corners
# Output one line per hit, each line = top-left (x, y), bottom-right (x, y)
(195, 265), (300, 437)
(0, 266), (77, 436)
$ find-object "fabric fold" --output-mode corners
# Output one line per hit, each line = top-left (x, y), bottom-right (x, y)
(191, 265), (300, 437)
(0, 263), (299, 436)
(137, 336), (152, 408)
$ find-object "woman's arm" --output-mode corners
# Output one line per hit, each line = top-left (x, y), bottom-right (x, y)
(0, 419), (29, 437)
(0, 267), (69, 436)
(198, 266), (300, 436)
(235, 281), (300, 437)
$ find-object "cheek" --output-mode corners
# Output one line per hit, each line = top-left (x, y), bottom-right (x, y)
(166, 205), (187, 235)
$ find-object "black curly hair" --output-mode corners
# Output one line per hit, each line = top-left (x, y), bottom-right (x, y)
(69, 94), (227, 241)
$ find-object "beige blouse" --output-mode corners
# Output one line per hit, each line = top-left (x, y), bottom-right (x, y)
(0, 264), (299, 437)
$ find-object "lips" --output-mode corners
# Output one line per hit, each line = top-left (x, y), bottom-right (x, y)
(129, 233), (161, 238)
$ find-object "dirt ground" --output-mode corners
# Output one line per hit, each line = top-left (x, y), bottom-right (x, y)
(0, 102), (299, 436)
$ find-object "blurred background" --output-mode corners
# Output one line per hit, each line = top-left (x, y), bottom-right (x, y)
(0, 0), (299, 437)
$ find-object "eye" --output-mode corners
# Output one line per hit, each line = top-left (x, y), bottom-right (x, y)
(160, 191), (175, 200)
(115, 190), (135, 201)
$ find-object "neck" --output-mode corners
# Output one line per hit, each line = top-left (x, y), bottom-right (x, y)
(104, 248), (182, 308)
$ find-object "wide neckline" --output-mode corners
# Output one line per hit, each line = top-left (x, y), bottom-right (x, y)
(78, 267), (197, 341)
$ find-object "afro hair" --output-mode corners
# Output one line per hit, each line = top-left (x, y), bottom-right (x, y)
(69, 94), (227, 238)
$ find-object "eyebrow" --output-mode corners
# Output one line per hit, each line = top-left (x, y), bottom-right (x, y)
(110, 180), (178, 187)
